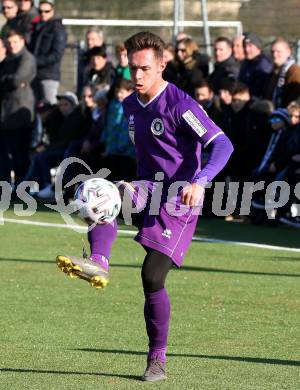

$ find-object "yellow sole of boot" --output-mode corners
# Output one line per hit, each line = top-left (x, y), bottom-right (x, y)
(56, 256), (109, 289)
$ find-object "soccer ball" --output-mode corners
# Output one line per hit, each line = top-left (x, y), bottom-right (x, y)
(74, 178), (121, 225)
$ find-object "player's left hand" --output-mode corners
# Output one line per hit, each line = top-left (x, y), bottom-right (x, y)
(181, 183), (205, 207)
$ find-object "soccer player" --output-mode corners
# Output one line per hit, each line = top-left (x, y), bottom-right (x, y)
(57, 32), (233, 382)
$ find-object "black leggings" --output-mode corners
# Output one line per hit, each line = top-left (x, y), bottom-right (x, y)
(141, 249), (173, 293)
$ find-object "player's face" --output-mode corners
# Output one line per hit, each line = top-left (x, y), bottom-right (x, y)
(128, 48), (166, 102)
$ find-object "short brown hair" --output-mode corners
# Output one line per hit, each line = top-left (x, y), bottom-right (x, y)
(7, 29), (25, 40)
(194, 79), (213, 92)
(214, 36), (232, 48)
(115, 42), (126, 54)
(232, 82), (250, 96)
(124, 31), (165, 59)
(115, 78), (134, 92)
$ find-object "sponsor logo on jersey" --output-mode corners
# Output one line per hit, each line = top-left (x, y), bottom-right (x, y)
(162, 229), (172, 239)
(151, 118), (165, 136)
(129, 115), (135, 131)
(182, 110), (207, 137)
(128, 114), (135, 144)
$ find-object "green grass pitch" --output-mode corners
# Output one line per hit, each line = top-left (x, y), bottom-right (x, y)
(0, 209), (299, 389)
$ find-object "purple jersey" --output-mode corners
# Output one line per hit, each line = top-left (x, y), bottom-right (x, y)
(123, 82), (223, 184)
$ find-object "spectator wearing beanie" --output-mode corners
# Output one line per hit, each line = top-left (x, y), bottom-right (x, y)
(239, 32), (272, 99)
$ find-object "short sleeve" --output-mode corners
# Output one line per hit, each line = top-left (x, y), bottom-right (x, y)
(173, 97), (224, 147)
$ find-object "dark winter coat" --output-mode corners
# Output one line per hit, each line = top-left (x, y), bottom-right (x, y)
(239, 54), (273, 98)
(16, 7), (40, 44)
(29, 16), (67, 81)
(168, 52), (209, 97)
(264, 63), (300, 108)
(0, 47), (36, 130)
(44, 105), (91, 150)
(209, 56), (240, 93)
(84, 61), (116, 89)
(226, 99), (272, 179)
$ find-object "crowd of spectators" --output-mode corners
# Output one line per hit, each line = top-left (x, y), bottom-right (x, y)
(1, 1), (300, 227)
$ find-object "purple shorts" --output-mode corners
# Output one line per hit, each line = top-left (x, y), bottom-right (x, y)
(120, 180), (199, 267)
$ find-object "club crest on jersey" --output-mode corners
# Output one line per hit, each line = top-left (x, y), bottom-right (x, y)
(151, 118), (164, 136)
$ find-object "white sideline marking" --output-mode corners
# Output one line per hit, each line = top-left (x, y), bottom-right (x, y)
(2, 217), (300, 254)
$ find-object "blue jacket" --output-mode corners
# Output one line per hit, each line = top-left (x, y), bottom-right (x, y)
(102, 99), (136, 159)
(239, 54), (273, 98)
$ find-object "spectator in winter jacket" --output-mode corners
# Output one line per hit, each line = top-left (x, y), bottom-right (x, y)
(264, 37), (300, 108)
(169, 37), (208, 97)
(194, 79), (224, 129)
(29, 0), (67, 104)
(76, 27), (105, 97)
(209, 36), (240, 93)
(226, 82), (272, 180)
(83, 45), (115, 91)
(24, 91), (91, 199)
(239, 32), (272, 98)
(0, 29), (36, 186)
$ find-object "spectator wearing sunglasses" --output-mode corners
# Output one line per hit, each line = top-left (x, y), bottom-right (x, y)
(29, 0), (67, 105)
(167, 37), (209, 97)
